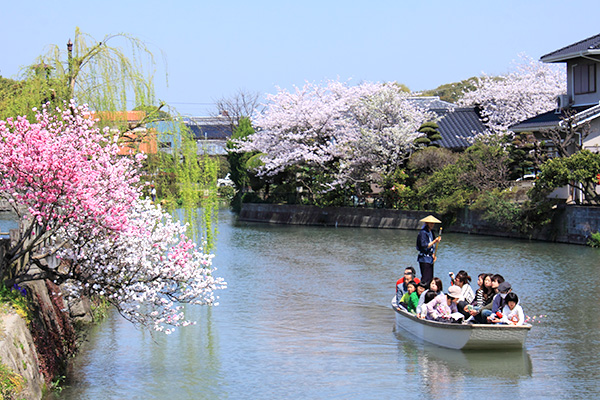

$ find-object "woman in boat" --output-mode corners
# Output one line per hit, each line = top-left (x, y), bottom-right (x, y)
(416, 215), (442, 286)
(453, 270), (475, 305)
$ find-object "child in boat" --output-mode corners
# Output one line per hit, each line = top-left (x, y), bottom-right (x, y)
(425, 285), (463, 322)
(396, 267), (420, 305)
(415, 282), (428, 317)
(488, 292), (524, 325)
(399, 281), (419, 314)
(474, 273), (494, 308)
(417, 277), (444, 317)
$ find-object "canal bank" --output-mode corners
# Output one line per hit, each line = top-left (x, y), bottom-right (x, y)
(238, 203), (600, 245)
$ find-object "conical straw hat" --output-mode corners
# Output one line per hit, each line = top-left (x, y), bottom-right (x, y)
(420, 215), (441, 224)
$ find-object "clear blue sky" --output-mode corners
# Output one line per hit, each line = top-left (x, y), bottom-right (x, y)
(1, 0), (599, 116)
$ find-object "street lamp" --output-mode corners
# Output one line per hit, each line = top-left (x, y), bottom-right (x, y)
(67, 39), (73, 94)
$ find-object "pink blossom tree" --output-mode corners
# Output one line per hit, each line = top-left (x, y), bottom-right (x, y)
(459, 55), (566, 134)
(0, 102), (224, 332)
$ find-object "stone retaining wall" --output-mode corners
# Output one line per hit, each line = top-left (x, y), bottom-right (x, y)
(239, 203), (600, 245)
(238, 203), (438, 230)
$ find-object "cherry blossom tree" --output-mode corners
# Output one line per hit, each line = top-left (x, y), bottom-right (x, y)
(459, 55), (566, 134)
(345, 85), (432, 182)
(237, 80), (431, 190)
(0, 102), (224, 332)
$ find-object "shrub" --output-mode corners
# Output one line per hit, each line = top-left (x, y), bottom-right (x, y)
(588, 231), (600, 248)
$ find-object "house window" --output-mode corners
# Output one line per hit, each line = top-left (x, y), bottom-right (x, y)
(574, 63), (596, 94)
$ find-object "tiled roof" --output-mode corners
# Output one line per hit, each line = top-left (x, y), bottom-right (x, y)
(183, 116), (233, 140)
(430, 107), (488, 150)
(541, 33), (600, 62)
(510, 105), (596, 132)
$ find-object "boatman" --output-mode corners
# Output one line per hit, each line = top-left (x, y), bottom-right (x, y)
(416, 215), (442, 286)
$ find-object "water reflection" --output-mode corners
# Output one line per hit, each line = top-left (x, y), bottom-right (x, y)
(394, 330), (532, 378)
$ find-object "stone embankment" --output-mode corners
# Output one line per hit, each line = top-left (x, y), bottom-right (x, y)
(239, 203), (600, 245)
(0, 274), (92, 399)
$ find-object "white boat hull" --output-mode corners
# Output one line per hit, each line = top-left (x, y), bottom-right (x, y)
(391, 297), (531, 350)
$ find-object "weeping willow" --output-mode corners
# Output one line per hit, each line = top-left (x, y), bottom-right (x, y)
(167, 124), (219, 252)
(0, 27), (219, 252)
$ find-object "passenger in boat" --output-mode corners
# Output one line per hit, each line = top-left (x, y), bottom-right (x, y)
(490, 274), (505, 294)
(424, 285), (463, 323)
(475, 273), (494, 307)
(396, 267), (421, 305)
(420, 290), (440, 319)
(416, 277), (443, 318)
(488, 292), (524, 325)
(453, 270), (475, 305)
(467, 279), (511, 323)
(399, 281), (419, 314)
(416, 215), (442, 286)
(481, 281), (512, 323)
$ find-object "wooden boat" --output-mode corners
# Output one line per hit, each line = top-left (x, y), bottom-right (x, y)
(391, 297), (531, 350)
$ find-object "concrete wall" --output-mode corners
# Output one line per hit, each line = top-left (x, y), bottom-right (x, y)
(238, 203), (441, 230)
(239, 203), (600, 245)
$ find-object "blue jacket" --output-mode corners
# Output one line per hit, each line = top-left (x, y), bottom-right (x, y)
(416, 225), (436, 263)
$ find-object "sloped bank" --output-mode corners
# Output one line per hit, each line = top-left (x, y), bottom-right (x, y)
(238, 203), (600, 245)
(0, 278), (92, 399)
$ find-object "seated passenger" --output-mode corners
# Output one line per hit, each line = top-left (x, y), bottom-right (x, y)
(474, 273), (494, 308)
(490, 274), (505, 294)
(474, 281), (511, 323)
(419, 290), (439, 319)
(453, 270), (475, 305)
(396, 267), (421, 304)
(416, 277), (443, 318)
(488, 292), (524, 325)
(415, 282), (428, 317)
(425, 285), (463, 322)
(399, 281), (419, 314)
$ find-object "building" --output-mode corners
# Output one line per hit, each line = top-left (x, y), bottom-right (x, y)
(511, 33), (600, 155)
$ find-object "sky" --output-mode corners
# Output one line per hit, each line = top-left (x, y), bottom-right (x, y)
(1, 0), (599, 116)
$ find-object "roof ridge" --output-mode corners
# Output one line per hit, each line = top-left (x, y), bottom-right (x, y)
(542, 33), (600, 59)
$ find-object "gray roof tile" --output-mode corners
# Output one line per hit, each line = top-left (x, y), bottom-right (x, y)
(541, 33), (600, 62)
(430, 108), (488, 149)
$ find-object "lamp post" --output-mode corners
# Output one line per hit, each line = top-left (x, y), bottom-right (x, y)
(67, 39), (73, 95)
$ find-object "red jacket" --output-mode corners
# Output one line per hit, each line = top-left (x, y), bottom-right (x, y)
(396, 276), (421, 287)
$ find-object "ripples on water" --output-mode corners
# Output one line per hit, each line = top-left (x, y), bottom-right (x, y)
(58, 210), (600, 400)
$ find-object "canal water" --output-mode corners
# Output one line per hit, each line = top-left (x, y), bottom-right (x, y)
(59, 210), (600, 399)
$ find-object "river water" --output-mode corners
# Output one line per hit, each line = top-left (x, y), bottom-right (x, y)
(58, 210), (600, 400)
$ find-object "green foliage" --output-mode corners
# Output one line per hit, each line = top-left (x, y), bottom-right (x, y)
(0, 360), (24, 400)
(0, 284), (30, 321)
(529, 150), (600, 204)
(227, 117), (256, 191)
(415, 121), (442, 148)
(588, 231), (600, 248)
(218, 185), (236, 203)
(408, 147), (458, 181)
(470, 189), (523, 230)
(420, 77), (479, 103)
(507, 132), (546, 180)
